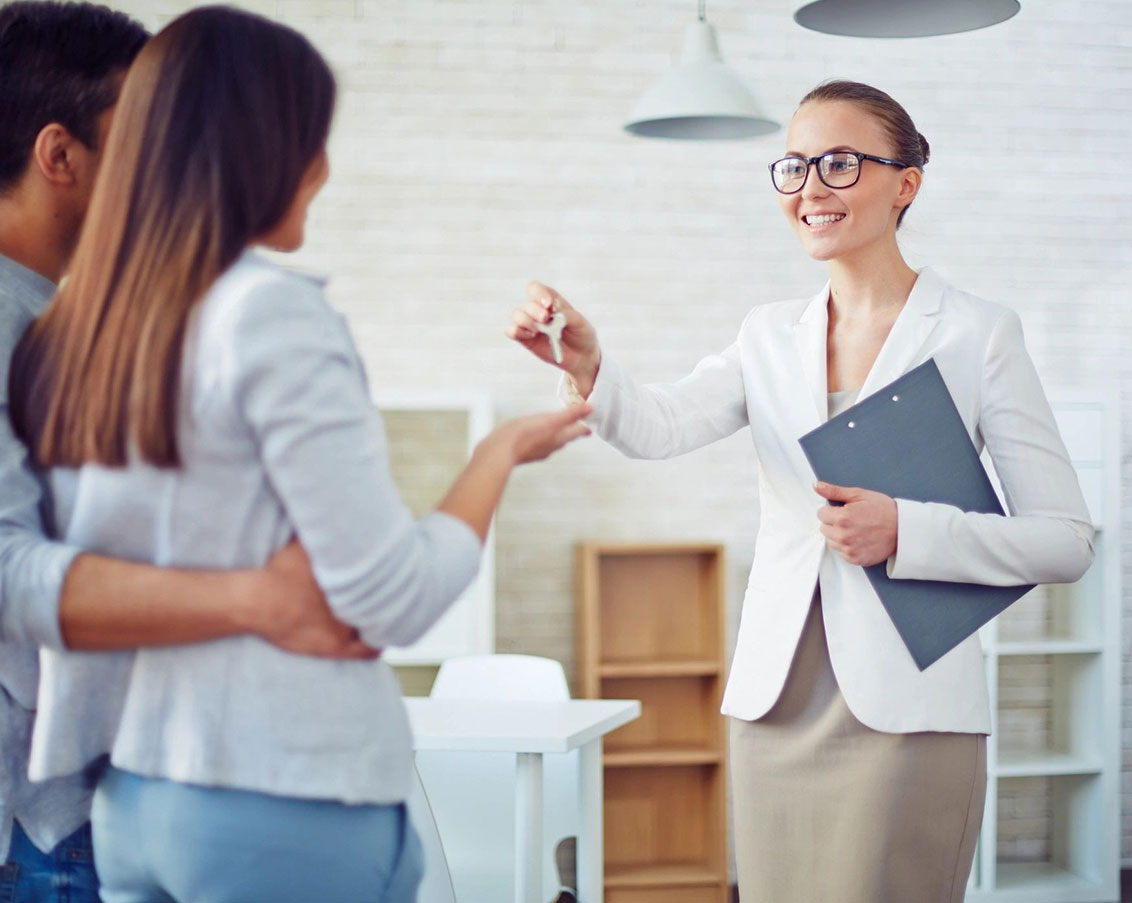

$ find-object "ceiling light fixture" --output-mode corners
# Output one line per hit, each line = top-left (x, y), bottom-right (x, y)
(792, 0), (1020, 38)
(624, 0), (779, 140)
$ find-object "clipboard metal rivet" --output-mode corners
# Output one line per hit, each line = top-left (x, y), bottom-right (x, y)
(892, 394), (900, 402)
(847, 421), (855, 428)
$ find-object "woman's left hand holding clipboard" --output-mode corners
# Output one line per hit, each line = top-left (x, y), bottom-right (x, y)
(814, 482), (898, 567)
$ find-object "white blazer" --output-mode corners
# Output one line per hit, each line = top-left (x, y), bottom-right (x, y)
(579, 267), (1094, 734)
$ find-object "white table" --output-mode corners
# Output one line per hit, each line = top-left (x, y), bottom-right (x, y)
(406, 697), (640, 903)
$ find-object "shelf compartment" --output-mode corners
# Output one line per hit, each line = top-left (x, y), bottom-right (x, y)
(994, 546), (1105, 646)
(603, 765), (726, 877)
(994, 774), (1110, 895)
(994, 861), (1109, 895)
(600, 675), (722, 753)
(589, 550), (723, 665)
(996, 654), (1102, 767)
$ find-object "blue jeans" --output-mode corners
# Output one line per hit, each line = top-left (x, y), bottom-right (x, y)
(0, 820), (99, 903)
(92, 767), (422, 903)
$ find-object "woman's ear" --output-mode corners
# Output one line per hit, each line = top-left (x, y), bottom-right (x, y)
(31, 123), (83, 186)
(894, 166), (922, 212)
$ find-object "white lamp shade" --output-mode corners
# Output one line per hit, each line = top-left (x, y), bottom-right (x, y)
(793, 0), (1020, 38)
(624, 20), (779, 140)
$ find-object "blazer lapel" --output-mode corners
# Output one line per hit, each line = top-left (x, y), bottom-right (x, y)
(791, 281), (831, 425)
(857, 267), (944, 401)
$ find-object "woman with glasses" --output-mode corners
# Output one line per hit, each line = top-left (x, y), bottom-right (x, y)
(507, 80), (1093, 902)
(9, 7), (591, 901)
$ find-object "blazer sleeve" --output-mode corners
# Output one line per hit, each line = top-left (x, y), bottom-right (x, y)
(887, 308), (1095, 586)
(565, 311), (752, 459)
(224, 276), (482, 649)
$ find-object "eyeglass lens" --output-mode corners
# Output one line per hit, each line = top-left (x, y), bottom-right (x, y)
(772, 153), (860, 193)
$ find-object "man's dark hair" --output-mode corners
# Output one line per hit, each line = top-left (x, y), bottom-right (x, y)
(0, 1), (148, 191)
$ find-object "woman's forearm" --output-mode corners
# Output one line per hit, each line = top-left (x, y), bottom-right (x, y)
(436, 433), (516, 542)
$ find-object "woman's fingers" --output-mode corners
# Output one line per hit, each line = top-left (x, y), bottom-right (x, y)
(526, 280), (573, 315)
(510, 308), (541, 337)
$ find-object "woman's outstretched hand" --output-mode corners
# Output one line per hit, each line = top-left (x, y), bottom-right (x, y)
(814, 481), (898, 567)
(507, 281), (602, 398)
(488, 403), (593, 466)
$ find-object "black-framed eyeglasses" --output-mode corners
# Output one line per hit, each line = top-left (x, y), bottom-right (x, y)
(769, 151), (915, 194)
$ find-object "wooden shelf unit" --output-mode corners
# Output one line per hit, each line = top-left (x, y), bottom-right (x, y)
(576, 543), (729, 903)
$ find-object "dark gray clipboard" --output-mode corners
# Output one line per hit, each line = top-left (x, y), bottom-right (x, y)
(798, 358), (1033, 670)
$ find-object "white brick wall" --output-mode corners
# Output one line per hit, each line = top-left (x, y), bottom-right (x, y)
(111, 0), (1132, 865)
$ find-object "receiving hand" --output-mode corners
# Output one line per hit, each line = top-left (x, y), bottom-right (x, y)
(814, 481), (898, 567)
(491, 403), (593, 465)
(260, 541), (380, 660)
(506, 281), (602, 396)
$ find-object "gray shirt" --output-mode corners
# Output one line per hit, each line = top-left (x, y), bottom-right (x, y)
(0, 253), (90, 860)
(31, 251), (482, 805)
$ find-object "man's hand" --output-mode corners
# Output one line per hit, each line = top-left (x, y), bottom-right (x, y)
(259, 541), (379, 660)
(815, 481), (898, 567)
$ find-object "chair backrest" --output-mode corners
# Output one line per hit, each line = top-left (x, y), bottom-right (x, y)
(430, 654), (570, 701)
(406, 763), (458, 903)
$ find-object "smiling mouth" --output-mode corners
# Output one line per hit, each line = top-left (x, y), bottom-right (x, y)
(802, 213), (846, 226)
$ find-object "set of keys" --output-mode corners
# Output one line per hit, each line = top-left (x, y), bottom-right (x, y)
(534, 310), (567, 364)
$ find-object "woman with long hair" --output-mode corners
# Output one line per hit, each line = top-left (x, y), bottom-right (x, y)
(508, 80), (1094, 902)
(11, 7), (589, 901)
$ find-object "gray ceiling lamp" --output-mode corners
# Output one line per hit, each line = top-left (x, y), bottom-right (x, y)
(624, 0), (779, 140)
(793, 0), (1020, 38)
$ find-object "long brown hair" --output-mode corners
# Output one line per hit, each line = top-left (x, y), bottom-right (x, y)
(13, 5), (335, 467)
(799, 80), (929, 228)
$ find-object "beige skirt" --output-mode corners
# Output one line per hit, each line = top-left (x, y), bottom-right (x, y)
(730, 591), (986, 903)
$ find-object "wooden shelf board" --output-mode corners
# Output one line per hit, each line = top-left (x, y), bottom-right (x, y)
(599, 660), (721, 678)
(604, 747), (723, 767)
(995, 751), (1103, 777)
(580, 542), (725, 557)
(605, 863), (725, 888)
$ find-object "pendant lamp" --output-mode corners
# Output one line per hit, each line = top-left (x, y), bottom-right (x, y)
(793, 0), (1020, 38)
(624, 0), (779, 140)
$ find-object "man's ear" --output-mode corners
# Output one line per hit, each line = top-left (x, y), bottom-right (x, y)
(31, 123), (82, 186)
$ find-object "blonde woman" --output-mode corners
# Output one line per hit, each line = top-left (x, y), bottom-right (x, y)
(508, 81), (1093, 902)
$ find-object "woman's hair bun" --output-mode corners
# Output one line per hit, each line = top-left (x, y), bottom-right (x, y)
(917, 133), (931, 166)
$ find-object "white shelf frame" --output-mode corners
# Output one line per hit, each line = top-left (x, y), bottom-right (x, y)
(967, 389), (1121, 903)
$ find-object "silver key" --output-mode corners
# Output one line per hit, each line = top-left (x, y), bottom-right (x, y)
(535, 311), (567, 364)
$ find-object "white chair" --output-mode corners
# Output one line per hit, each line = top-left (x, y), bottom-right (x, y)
(415, 654), (579, 903)
(406, 763), (458, 903)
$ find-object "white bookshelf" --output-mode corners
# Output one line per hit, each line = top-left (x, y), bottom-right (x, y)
(967, 392), (1121, 903)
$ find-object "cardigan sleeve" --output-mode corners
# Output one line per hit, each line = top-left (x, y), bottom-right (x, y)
(224, 275), (482, 649)
(887, 308), (1094, 586)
